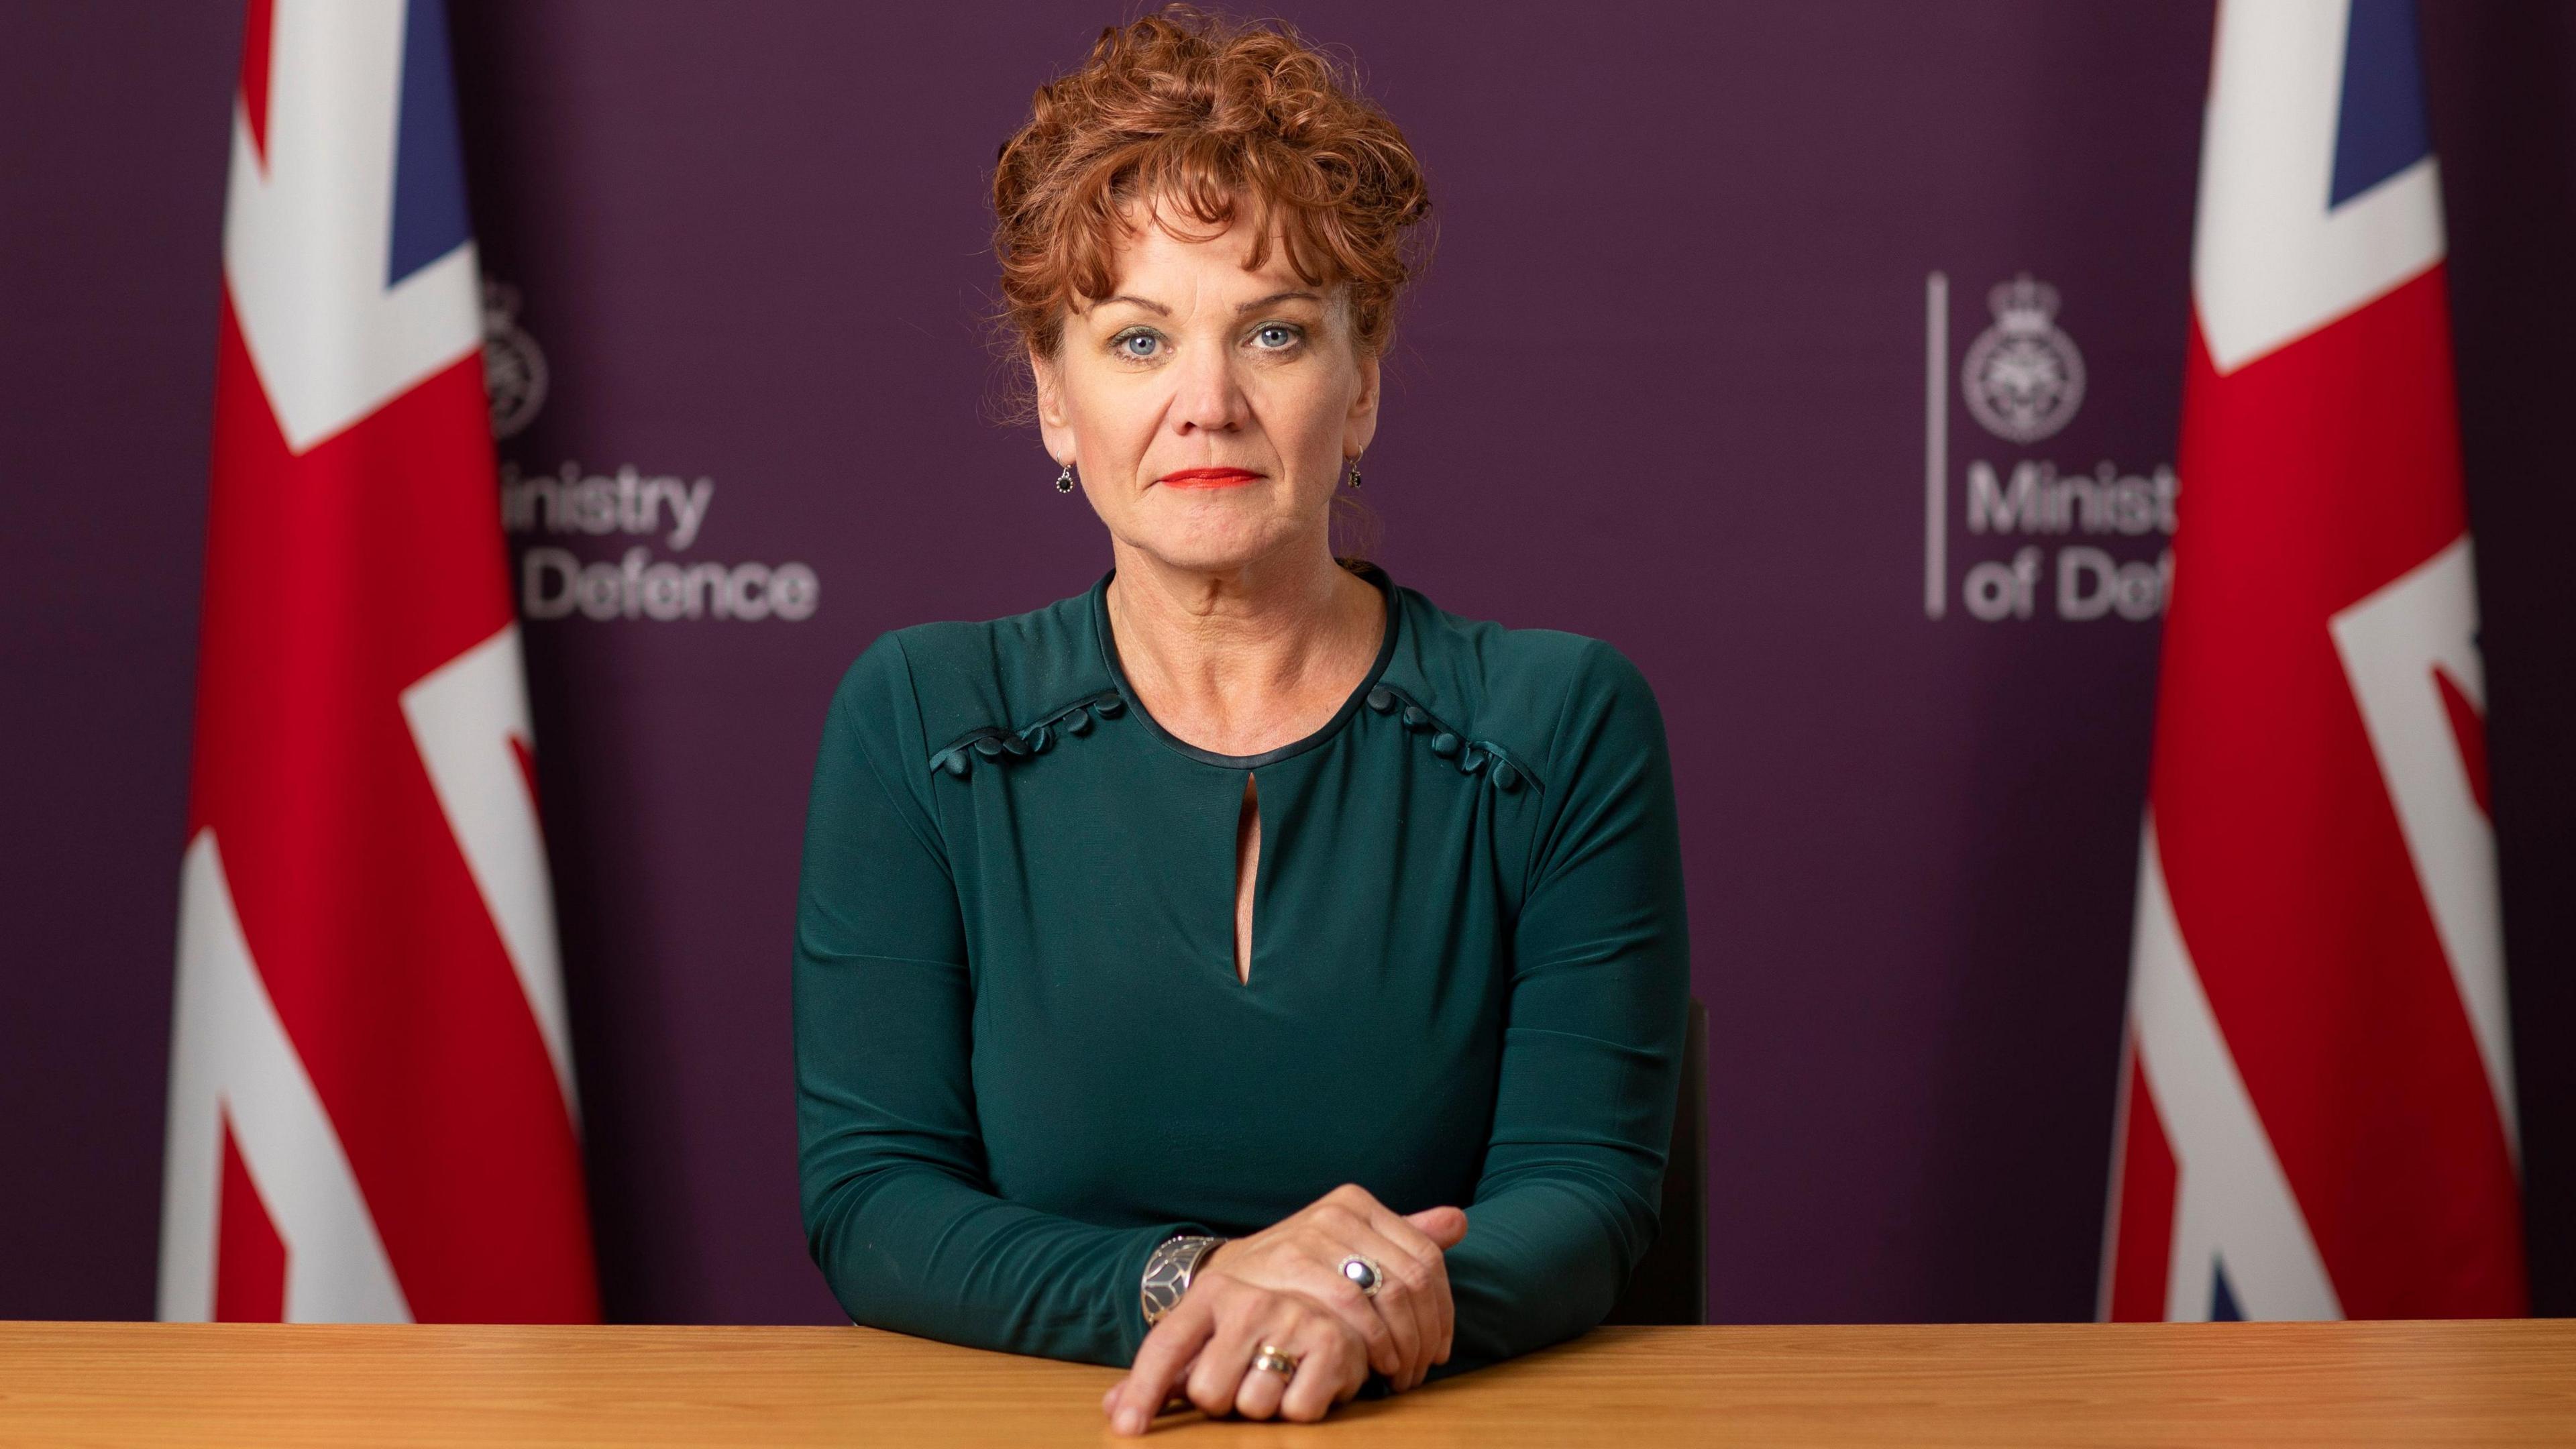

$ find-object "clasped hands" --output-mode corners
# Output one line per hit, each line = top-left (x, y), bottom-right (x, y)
(1102, 1183), (1469, 1434)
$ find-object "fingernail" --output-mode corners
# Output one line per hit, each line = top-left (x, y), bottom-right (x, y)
(1116, 1407), (1144, 1434)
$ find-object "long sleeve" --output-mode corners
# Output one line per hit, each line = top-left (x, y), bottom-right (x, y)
(1433, 637), (1693, 1377)
(793, 633), (1208, 1366)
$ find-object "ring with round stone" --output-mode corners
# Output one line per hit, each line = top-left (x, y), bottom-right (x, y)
(1340, 1254), (1385, 1297)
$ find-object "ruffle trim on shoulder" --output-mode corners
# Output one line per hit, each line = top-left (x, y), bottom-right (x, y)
(1362, 684), (1545, 795)
(927, 690), (1126, 779)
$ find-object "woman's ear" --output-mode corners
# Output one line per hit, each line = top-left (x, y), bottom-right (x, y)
(1031, 347), (1076, 466)
(1342, 348), (1382, 460)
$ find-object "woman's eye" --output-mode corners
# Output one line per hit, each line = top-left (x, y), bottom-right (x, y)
(1252, 323), (1299, 350)
(1116, 331), (1161, 360)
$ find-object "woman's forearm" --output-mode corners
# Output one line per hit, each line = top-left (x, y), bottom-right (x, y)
(802, 1144), (1195, 1365)
(1434, 1172), (1656, 1375)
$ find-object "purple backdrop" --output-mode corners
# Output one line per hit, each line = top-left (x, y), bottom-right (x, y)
(4, 1), (2569, 1326)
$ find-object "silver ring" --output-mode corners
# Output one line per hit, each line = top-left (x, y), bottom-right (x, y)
(1340, 1254), (1384, 1297)
(1251, 1343), (1299, 1377)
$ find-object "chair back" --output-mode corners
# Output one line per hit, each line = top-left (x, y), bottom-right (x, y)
(1600, 996), (1707, 1326)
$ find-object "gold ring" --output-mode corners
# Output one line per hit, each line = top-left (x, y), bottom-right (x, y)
(1250, 1343), (1299, 1377)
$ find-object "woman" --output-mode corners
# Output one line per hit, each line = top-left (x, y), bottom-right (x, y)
(793, 9), (1689, 1433)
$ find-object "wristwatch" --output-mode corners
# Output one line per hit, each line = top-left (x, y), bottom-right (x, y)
(1140, 1234), (1225, 1327)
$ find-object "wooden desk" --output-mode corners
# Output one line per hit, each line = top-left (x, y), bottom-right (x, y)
(2, 1320), (2569, 1446)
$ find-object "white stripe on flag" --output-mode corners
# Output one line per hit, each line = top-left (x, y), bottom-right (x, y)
(2327, 538), (2517, 1153)
(2192, 0), (2444, 374)
(400, 623), (581, 1118)
(159, 830), (412, 1324)
(222, 0), (480, 453)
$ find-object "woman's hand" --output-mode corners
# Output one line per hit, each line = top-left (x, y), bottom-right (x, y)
(1102, 1185), (1470, 1433)
(1198, 1186), (1468, 1393)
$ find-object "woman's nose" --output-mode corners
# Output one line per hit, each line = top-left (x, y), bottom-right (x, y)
(1171, 348), (1246, 434)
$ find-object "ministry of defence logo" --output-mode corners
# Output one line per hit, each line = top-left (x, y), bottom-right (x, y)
(481, 280), (549, 441)
(488, 278), (822, 626)
(1962, 274), (2084, 443)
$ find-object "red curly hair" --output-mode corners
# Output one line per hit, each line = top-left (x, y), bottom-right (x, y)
(993, 7), (1432, 359)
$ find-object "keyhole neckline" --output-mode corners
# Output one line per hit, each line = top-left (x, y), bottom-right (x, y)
(1232, 772), (1260, 987)
(1089, 561), (1402, 771)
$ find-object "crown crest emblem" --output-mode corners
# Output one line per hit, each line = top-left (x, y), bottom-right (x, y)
(1987, 274), (2060, 335)
(1961, 272), (2084, 444)
(480, 279), (549, 441)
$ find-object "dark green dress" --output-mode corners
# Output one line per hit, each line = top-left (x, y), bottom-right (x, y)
(792, 561), (1690, 1377)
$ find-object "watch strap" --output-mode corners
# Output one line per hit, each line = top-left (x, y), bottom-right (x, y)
(1140, 1234), (1224, 1327)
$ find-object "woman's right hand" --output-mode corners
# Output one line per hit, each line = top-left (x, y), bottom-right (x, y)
(1197, 1185), (1468, 1393)
(1103, 1185), (1470, 1433)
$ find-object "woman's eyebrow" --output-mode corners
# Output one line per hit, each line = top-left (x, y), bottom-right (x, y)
(1236, 290), (1322, 313)
(1099, 294), (1171, 315)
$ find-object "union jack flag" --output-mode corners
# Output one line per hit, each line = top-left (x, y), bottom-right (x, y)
(2102, 0), (2524, 1322)
(158, 0), (596, 1322)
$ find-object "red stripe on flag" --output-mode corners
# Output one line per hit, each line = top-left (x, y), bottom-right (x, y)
(509, 735), (543, 843)
(2432, 667), (2491, 820)
(215, 1107), (288, 1323)
(238, 0), (274, 166)
(2105, 1044), (2178, 1323)
(2154, 272), (2523, 1317)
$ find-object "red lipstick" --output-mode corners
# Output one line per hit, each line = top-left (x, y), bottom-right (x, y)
(1157, 468), (1263, 489)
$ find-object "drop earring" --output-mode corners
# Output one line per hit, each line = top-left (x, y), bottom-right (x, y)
(1055, 462), (1075, 494)
(1346, 455), (1363, 489)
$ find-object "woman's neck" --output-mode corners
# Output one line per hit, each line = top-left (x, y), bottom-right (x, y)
(1103, 540), (1385, 759)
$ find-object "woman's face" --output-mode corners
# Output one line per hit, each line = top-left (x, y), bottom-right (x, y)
(1034, 204), (1380, 576)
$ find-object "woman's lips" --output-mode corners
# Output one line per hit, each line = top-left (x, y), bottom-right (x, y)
(1157, 468), (1263, 489)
